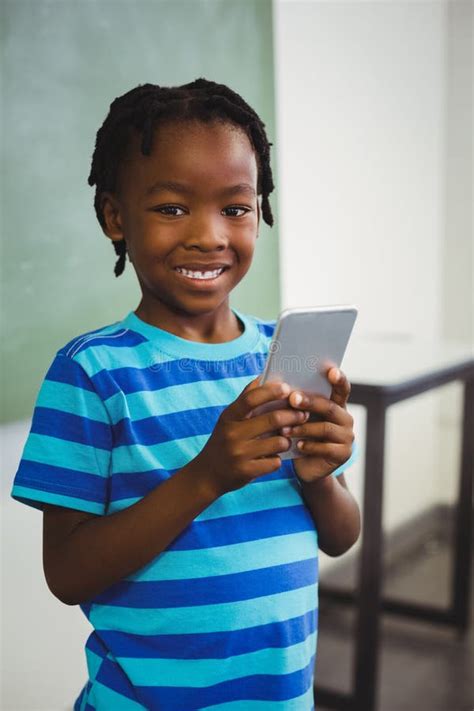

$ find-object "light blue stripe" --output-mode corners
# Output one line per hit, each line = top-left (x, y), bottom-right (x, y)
(75, 312), (267, 379)
(106, 374), (258, 424)
(108, 476), (303, 518)
(125, 530), (318, 582)
(196, 477), (303, 521)
(120, 629), (317, 686)
(10, 485), (105, 514)
(112, 427), (365, 476)
(89, 583), (318, 635)
(75, 340), (176, 377)
(23, 433), (110, 475)
(113, 435), (208, 472)
(84, 647), (104, 680)
(122, 308), (260, 362)
(200, 683), (314, 710)
(87, 679), (146, 710)
(37, 380), (110, 423)
(108, 497), (142, 513)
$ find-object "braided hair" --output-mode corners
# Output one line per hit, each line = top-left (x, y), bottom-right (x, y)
(87, 78), (275, 277)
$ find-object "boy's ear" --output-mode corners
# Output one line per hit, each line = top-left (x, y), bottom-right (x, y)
(100, 191), (124, 241)
(256, 199), (261, 235)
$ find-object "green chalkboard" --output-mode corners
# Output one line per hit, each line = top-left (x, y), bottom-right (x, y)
(1, 0), (280, 423)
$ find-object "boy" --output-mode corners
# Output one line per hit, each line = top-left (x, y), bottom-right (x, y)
(11, 78), (360, 710)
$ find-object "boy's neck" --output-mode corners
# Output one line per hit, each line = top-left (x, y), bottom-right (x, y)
(134, 303), (244, 344)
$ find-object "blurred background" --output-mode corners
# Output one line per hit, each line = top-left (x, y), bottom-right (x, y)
(1, 1), (472, 709)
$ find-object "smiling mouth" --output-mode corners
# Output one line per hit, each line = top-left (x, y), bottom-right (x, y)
(173, 265), (230, 288)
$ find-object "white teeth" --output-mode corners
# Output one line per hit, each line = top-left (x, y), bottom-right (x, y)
(175, 267), (225, 279)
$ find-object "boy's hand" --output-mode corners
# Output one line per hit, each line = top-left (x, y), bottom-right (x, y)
(283, 367), (355, 484)
(193, 376), (307, 497)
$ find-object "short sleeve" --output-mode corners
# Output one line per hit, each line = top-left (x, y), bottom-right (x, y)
(330, 438), (360, 478)
(10, 353), (112, 515)
(289, 439), (360, 483)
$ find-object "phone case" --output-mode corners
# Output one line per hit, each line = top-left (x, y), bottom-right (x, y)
(250, 305), (358, 459)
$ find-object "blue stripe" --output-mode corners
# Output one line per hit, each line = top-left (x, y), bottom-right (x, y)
(22, 432), (110, 474)
(86, 631), (109, 658)
(86, 680), (144, 710)
(199, 687), (314, 710)
(45, 354), (96, 391)
(10, 485), (106, 515)
(12, 459), (107, 501)
(163, 503), (316, 551)
(256, 320), (277, 338)
(137, 471), (301, 524)
(112, 404), (223, 446)
(104, 373), (252, 424)
(37, 379), (110, 423)
(31, 407), (112, 450)
(119, 630), (317, 686)
(130, 653), (316, 709)
(91, 555), (318, 608)
(88, 584), (318, 635)
(85, 680), (145, 710)
(95, 608), (317, 659)
(73, 684), (86, 711)
(84, 647), (106, 682)
(124, 530), (318, 584)
(109, 459), (294, 507)
(94, 655), (144, 703)
(107, 465), (296, 510)
(92, 351), (267, 396)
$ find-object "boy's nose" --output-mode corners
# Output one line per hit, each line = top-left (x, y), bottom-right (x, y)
(184, 219), (229, 250)
(185, 236), (228, 252)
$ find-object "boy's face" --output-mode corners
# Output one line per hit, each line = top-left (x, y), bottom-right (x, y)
(101, 119), (260, 330)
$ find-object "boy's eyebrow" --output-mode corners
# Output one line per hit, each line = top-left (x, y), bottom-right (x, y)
(145, 180), (256, 197)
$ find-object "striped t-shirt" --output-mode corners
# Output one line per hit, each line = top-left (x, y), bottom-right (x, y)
(11, 307), (358, 711)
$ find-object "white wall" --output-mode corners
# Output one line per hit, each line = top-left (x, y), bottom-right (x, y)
(438, 0), (474, 508)
(1, 422), (89, 710)
(273, 0), (472, 571)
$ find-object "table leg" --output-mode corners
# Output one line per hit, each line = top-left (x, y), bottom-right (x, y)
(452, 377), (474, 634)
(352, 395), (386, 711)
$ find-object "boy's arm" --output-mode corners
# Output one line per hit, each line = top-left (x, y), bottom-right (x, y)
(288, 367), (361, 556)
(299, 473), (361, 556)
(43, 460), (219, 606)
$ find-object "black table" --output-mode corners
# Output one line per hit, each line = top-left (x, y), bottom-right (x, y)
(314, 339), (474, 711)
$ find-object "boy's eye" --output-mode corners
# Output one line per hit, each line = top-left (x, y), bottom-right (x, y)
(223, 206), (250, 217)
(153, 205), (186, 216)
(152, 205), (251, 217)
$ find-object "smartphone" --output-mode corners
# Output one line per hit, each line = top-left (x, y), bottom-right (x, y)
(250, 304), (358, 460)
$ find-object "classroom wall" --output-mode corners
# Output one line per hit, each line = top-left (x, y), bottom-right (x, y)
(1, 1), (278, 708)
(1, 0), (279, 425)
(273, 0), (472, 572)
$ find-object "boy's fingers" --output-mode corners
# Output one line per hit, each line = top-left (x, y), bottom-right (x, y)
(288, 384), (350, 425)
(241, 377), (263, 419)
(328, 367), (351, 408)
(230, 377), (290, 421)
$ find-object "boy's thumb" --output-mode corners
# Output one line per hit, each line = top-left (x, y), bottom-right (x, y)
(250, 374), (263, 387)
(239, 374), (263, 419)
(242, 374), (262, 392)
